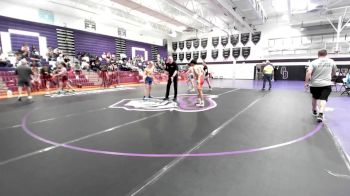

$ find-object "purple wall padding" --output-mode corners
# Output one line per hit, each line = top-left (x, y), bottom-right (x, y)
(0, 15), (57, 49)
(126, 39), (152, 60)
(10, 34), (39, 51)
(74, 30), (115, 56)
(0, 15), (167, 59)
(158, 46), (168, 59)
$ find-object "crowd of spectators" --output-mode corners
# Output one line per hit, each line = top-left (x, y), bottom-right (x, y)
(0, 42), (169, 93)
(0, 43), (167, 73)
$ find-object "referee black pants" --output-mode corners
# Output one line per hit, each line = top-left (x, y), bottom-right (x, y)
(165, 76), (178, 99)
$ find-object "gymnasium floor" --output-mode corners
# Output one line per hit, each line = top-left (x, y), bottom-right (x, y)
(0, 80), (349, 196)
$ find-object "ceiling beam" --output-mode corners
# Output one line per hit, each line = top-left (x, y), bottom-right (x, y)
(214, 0), (252, 32)
(111, 0), (189, 27)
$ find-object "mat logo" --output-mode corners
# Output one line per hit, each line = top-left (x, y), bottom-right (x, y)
(280, 67), (289, 79)
(45, 87), (135, 98)
(109, 94), (218, 113)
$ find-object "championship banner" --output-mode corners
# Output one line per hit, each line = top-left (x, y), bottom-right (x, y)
(212, 37), (219, 48)
(221, 36), (229, 47)
(242, 47), (251, 59)
(201, 38), (208, 48)
(223, 48), (230, 59)
(193, 39), (200, 49)
(172, 53), (178, 61)
(232, 47), (241, 59)
(211, 49), (219, 59)
(186, 40), (192, 49)
(172, 42), (178, 51)
(179, 52), (184, 61)
(193, 51), (199, 60)
(201, 50), (207, 60)
(179, 41), (184, 50)
(251, 31), (261, 45)
(230, 34), (239, 47)
(186, 52), (192, 61)
(241, 33), (250, 46)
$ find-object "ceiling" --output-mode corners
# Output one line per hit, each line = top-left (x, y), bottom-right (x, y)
(3, 0), (350, 38)
(260, 0), (350, 26)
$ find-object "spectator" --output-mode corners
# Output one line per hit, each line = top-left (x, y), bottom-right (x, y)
(31, 65), (41, 91)
(21, 43), (30, 58)
(41, 64), (53, 94)
(262, 60), (274, 90)
(0, 49), (9, 67)
(305, 49), (337, 122)
(15, 59), (33, 101)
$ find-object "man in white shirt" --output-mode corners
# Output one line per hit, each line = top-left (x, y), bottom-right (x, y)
(305, 49), (337, 122)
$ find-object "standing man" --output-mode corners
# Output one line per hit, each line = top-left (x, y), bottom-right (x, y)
(305, 49), (337, 122)
(164, 56), (178, 101)
(15, 59), (33, 101)
(262, 60), (274, 90)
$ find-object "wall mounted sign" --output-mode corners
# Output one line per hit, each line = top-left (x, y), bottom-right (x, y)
(186, 40), (192, 49)
(193, 39), (200, 48)
(179, 41), (184, 50)
(232, 47), (241, 59)
(242, 47), (251, 59)
(230, 34), (239, 47)
(172, 53), (178, 61)
(221, 36), (229, 47)
(201, 50), (207, 60)
(212, 37), (219, 48)
(223, 48), (230, 59)
(179, 52), (184, 61)
(186, 52), (192, 61)
(201, 38), (208, 48)
(211, 49), (219, 59)
(172, 42), (178, 51)
(241, 33), (250, 46)
(193, 51), (199, 60)
(251, 31), (261, 45)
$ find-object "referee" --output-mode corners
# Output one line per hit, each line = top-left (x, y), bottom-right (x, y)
(164, 56), (178, 101)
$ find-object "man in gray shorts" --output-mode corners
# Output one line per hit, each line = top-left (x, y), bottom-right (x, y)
(305, 49), (337, 122)
(15, 59), (33, 101)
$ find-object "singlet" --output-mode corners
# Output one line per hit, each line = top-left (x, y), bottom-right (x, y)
(144, 67), (154, 77)
(194, 65), (204, 79)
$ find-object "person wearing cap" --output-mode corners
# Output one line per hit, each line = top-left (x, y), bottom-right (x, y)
(15, 59), (33, 101)
(164, 56), (178, 101)
(192, 60), (205, 107)
(262, 60), (274, 90)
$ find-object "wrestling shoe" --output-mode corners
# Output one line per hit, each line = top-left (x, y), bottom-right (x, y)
(317, 113), (324, 122)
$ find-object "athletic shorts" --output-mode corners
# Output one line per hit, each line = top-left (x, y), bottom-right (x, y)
(18, 80), (31, 87)
(197, 76), (205, 90)
(62, 76), (68, 82)
(310, 86), (332, 101)
(145, 76), (153, 85)
(101, 71), (108, 80)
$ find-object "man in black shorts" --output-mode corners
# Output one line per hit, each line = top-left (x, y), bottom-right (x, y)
(305, 49), (337, 122)
(164, 56), (178, 101)
(15, 59), (33, 101)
